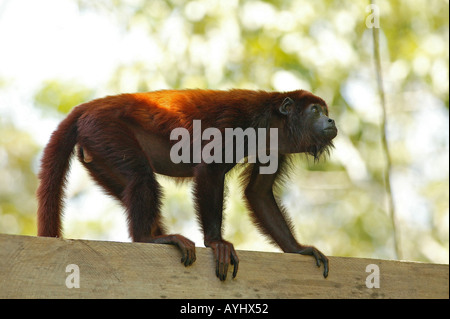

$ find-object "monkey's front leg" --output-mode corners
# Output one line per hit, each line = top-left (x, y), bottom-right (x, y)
(193, 164), (239, 281)
(245, 163), (329, 278)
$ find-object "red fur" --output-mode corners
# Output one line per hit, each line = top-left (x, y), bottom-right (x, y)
(36, 89), (336, 280)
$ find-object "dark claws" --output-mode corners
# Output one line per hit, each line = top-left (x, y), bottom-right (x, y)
(297, 246), (329, 278)
(208, 240), (239, 281)
(178, 238), (196, 267)
(149, 234), (196, 267)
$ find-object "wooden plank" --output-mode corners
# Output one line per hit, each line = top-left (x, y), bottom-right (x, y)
(0, 234), (448, 299)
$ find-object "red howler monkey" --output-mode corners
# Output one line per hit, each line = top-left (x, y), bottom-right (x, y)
(37, 89), (337, 280)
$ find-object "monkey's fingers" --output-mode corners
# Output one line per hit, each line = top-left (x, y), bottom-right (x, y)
(209, 240), (239, 281)
(177, 237), (196, 267)
(151, 234), (196, 267)
(217, 244), (229, 281)
(297, 246), (329, 278)
(230, 248), (239, 279)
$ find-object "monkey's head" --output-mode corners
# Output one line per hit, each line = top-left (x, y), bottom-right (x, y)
(274, 90), (337, 160)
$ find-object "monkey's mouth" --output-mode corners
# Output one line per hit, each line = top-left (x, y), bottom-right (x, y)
(323, 127), (338, 139)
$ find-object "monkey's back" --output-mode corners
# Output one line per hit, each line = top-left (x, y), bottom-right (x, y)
(98, 89), (279, 135)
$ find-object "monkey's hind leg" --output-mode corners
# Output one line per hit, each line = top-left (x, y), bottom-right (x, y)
(121, 163), (196, 267)
(77, 122), (196, 267)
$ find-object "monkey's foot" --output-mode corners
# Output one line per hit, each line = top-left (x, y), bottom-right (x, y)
(206, 240), (239, 281)
(296, 245), (329, 278)
(147, 234), (196, 267)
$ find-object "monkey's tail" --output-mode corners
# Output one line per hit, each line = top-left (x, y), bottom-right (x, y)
(36, 104), (87, 237)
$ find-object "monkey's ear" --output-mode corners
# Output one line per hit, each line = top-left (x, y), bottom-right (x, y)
(279, 97), (294, 115)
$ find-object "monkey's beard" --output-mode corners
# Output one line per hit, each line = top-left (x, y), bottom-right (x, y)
(307, 141), (334, 162)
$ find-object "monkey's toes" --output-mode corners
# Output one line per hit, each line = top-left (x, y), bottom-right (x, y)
(208, 240), (239, 281)
(297, 246), (329, 278)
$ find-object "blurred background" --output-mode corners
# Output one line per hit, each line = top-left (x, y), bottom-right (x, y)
(0, 0), (448, 264)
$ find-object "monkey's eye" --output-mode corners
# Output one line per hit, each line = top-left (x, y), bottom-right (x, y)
(311, 105), (319, 113)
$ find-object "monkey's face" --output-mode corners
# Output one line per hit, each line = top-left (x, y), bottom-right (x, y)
(274, 93), (337, 158)
(307, 104), (337, 141)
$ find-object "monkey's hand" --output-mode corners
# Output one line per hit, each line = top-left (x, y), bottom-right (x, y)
(207, 240), (239, 281)
(149, 234), (196, 267)
(296, 246), (329, 278)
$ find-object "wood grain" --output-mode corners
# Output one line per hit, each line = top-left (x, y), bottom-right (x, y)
(0, 234), (447, 299)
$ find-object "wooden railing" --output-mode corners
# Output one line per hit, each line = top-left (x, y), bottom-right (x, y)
(0, 234), (448, 298)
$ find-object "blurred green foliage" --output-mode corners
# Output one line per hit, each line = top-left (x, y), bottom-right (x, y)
(0, 0), (448, 263)
(0, 122), (39, 236)
(34, 80), (94, 114)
